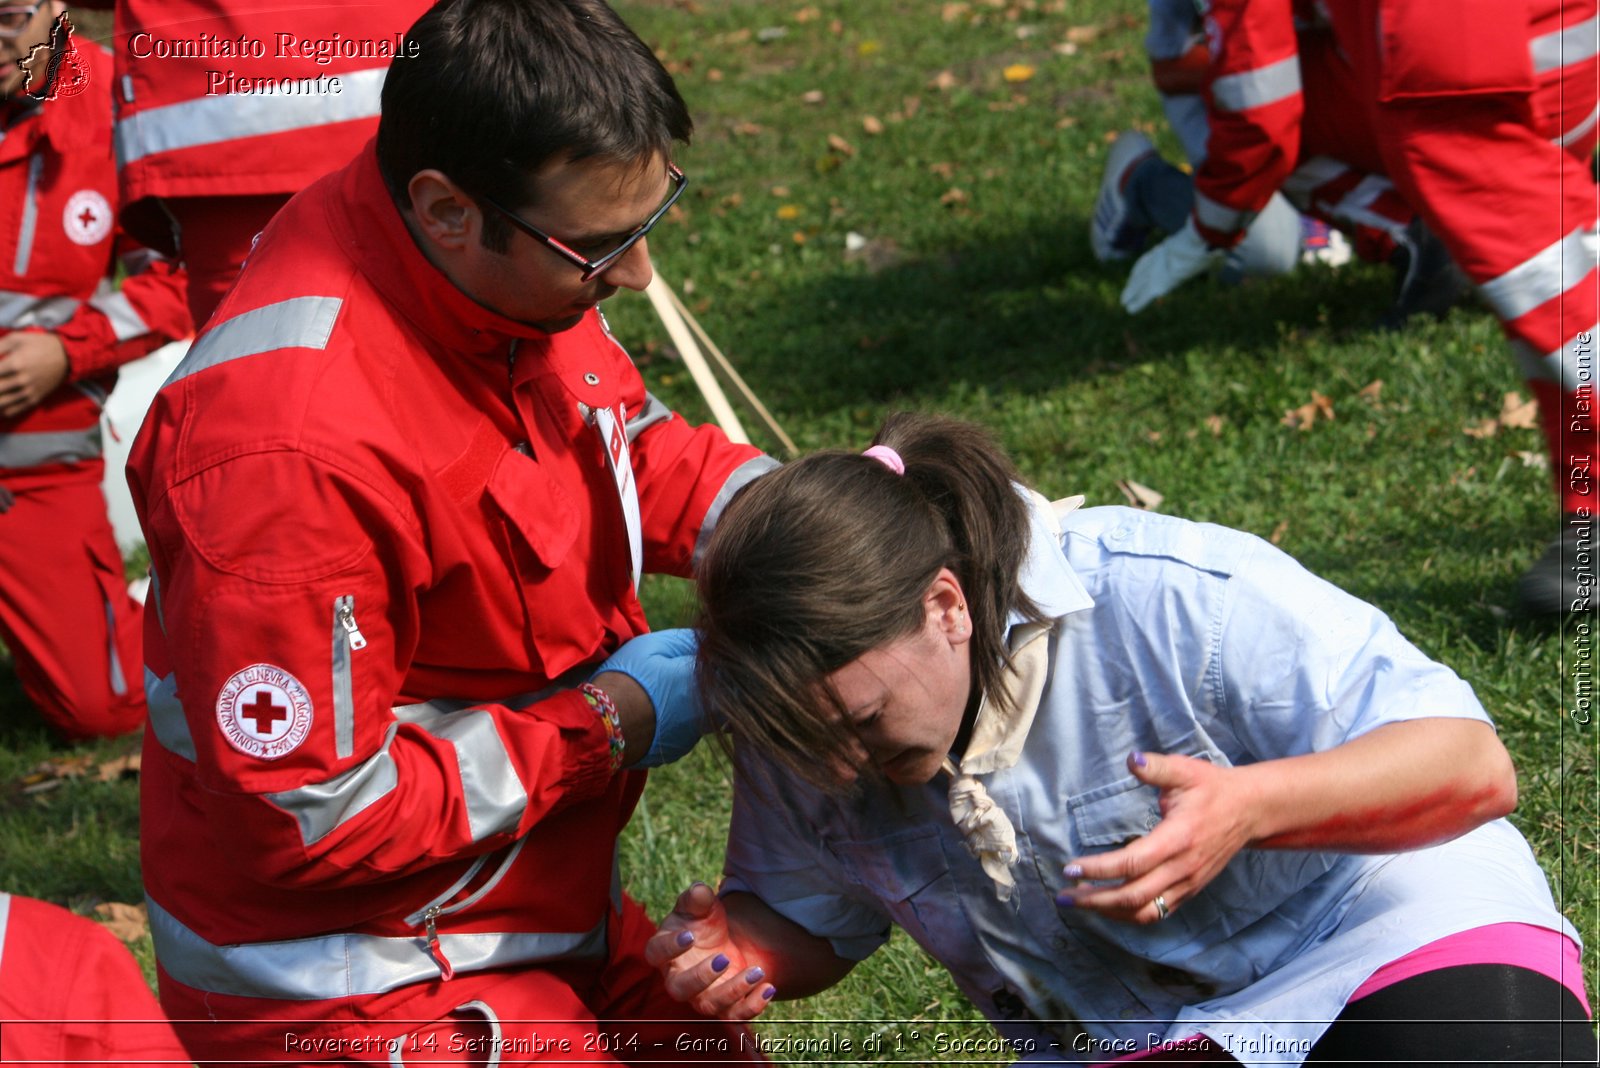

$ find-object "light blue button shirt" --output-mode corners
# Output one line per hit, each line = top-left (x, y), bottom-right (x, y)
(724, 502), (1575, 1066)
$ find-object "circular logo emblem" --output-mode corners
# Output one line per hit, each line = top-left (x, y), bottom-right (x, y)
(63, 189), (112, 247)
(216, 664), (314, 760)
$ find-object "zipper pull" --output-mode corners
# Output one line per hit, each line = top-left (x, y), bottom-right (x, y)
(422, 905), (455, 981)
(338, 598), (367, 650)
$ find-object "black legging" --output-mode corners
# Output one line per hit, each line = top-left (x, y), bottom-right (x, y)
(1306, 964), (1598, 1066)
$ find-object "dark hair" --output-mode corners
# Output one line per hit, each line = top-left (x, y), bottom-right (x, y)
(376, 0), (692, 251)
(696, 413), (1045, 791)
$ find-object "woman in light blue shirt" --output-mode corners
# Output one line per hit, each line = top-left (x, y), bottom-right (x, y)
(650, 412), (1593, 1066)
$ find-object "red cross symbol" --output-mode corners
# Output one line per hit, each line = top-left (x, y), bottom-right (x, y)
(77, 205), (97, 229)
(240, 690), (288, 735)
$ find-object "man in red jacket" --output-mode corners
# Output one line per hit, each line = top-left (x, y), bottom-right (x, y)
(128, 0), (774, 1062)
(1120, 0), (1598, 615)
(0, 2), (190, 742)
(109, 0), (433, 326)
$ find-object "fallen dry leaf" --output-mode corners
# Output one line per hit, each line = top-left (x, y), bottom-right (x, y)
(1054, 115), (1078, 129)
(1499, 390), (1539, 430)
(862, 115), (885, 135)
(1204, 414), (1226, 436)
(770, 185), (791, 197)
(1282, 402), (1318, 431)
(902, 95), (922, 117)
(1002, 63), (1036, 83)
(93, 902), (150, 944)
(1269, 520), (1290, 545)
(1053, 41), (1080, 56)
(1462, 418), (1499, 439)
(732, 121), (765, 137)
(939, 187), (970, 206)
(793, 5), (820, 22)
(801, 89), (826, 104)
(826, 133), (856, 156)
(942, 1), (970, 20)
(931, 69), (959, 91)
(95, 753), (141, 781)
(928, 161), (956, 178)
(1358, 379), (1384, 404)
(1117, 479), (1164, 510)
(1065, 23), (1102, 43)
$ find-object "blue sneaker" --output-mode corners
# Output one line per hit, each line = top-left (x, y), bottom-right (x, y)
(1091, 130), (1157, 262)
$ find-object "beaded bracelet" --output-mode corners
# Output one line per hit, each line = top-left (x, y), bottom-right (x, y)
(579, 682), (626, 773)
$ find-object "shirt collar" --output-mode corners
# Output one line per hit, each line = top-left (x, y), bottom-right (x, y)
(1013, 486), (1095, 623)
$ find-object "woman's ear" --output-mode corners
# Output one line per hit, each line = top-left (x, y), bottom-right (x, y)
(925, 567), (971, 646)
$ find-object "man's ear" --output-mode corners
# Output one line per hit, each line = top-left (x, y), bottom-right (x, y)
(407, 169), (478, 253)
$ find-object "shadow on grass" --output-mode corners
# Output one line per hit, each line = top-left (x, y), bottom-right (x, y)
(724, 216), (1402, 416)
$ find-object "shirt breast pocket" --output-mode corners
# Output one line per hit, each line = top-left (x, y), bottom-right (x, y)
(484, 447), (608, 678)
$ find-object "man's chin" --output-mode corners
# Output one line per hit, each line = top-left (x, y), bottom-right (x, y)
(527, 312), (587, 334)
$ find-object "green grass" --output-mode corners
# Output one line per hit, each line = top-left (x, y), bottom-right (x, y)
(1, 0), (1594, 1059)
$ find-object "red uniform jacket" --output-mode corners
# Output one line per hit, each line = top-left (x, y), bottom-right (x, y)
(0, 894), (190, 1066)
(1191, 0), (1590, 247)
(128, 143), (773, 1029)
(111, 0), (434, 210)
(0, 40), (189, 489)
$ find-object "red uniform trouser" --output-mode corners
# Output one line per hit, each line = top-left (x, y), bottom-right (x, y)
(1329, 0), (1600, 516)
(166, 894), (766, 1068)
(164, 194), (292, 330)
(0, 472), (144, 740)
(1285, 30), (1420, 265)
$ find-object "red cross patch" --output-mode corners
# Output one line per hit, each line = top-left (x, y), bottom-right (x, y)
(216, 664), (314, 759)
(62, 190), (112, 247)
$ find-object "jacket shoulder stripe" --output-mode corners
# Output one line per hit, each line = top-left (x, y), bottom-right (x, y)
(163, 295), (343, 389)
(115, 67), (385, 167)
(1211, 54), (1301, 112)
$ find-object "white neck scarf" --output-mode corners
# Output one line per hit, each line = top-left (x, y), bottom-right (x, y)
(940, 493), (1081, 902)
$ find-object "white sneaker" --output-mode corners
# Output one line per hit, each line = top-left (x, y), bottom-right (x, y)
(1091, 130), (1157, 262)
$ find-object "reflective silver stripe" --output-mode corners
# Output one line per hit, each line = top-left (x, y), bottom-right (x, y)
(1532, 14), (1599, 74)
(401, 704), (526, 843)
(624, 391), (674, 443)
(13, 154), (43, 276)
(1211, 55), (1301, 112)
(1479, 226), (1599, 321)
(1511, 325), (1599, 390)
(692, 454), (780, 570)
(164, 295), (342, 388)
(0, 291), (79, 329)
(74, 380), (109, 407)
(146, 894), (608, 1001)
(146, 669), (195, 761)
(331, 596), (356, 760)
(268, 724), (400, 846)
(104, 595), (127, 698)
(1279, 155), (1349, 206)
(0, 893), (10, 973)
(0, 426), (103, 467)
(1192, 189), (1247, 234)
(116, 66), (386, 167)
(88, 290), (150, 342)
(1558, 101), (1600, 147)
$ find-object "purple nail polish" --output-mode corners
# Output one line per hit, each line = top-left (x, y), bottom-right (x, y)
(711, 954), (730, 972)
(744, 967), (765, 984)
(676, 930), (695, 948)
(1130, 750), (1148, 768)
(761, 986), (776, 1000)
(1056, 892), (1076, 908)
(1063, 863), (1084, 880)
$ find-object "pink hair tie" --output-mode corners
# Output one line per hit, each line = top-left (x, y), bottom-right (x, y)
(862, 444), (905, 475)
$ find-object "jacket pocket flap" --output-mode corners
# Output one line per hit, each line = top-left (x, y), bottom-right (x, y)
(486, 447), (577, 569)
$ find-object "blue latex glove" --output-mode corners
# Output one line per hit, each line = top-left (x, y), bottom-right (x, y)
(595, 628), (703, 767)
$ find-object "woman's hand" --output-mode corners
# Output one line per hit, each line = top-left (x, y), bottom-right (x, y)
(645, 882), (777, 1021)
(1057, 750), (1258, 925)
(1057, 720), (1518, 925)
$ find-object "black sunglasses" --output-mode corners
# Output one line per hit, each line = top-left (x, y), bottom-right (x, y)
(479, 165), (687, 281)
